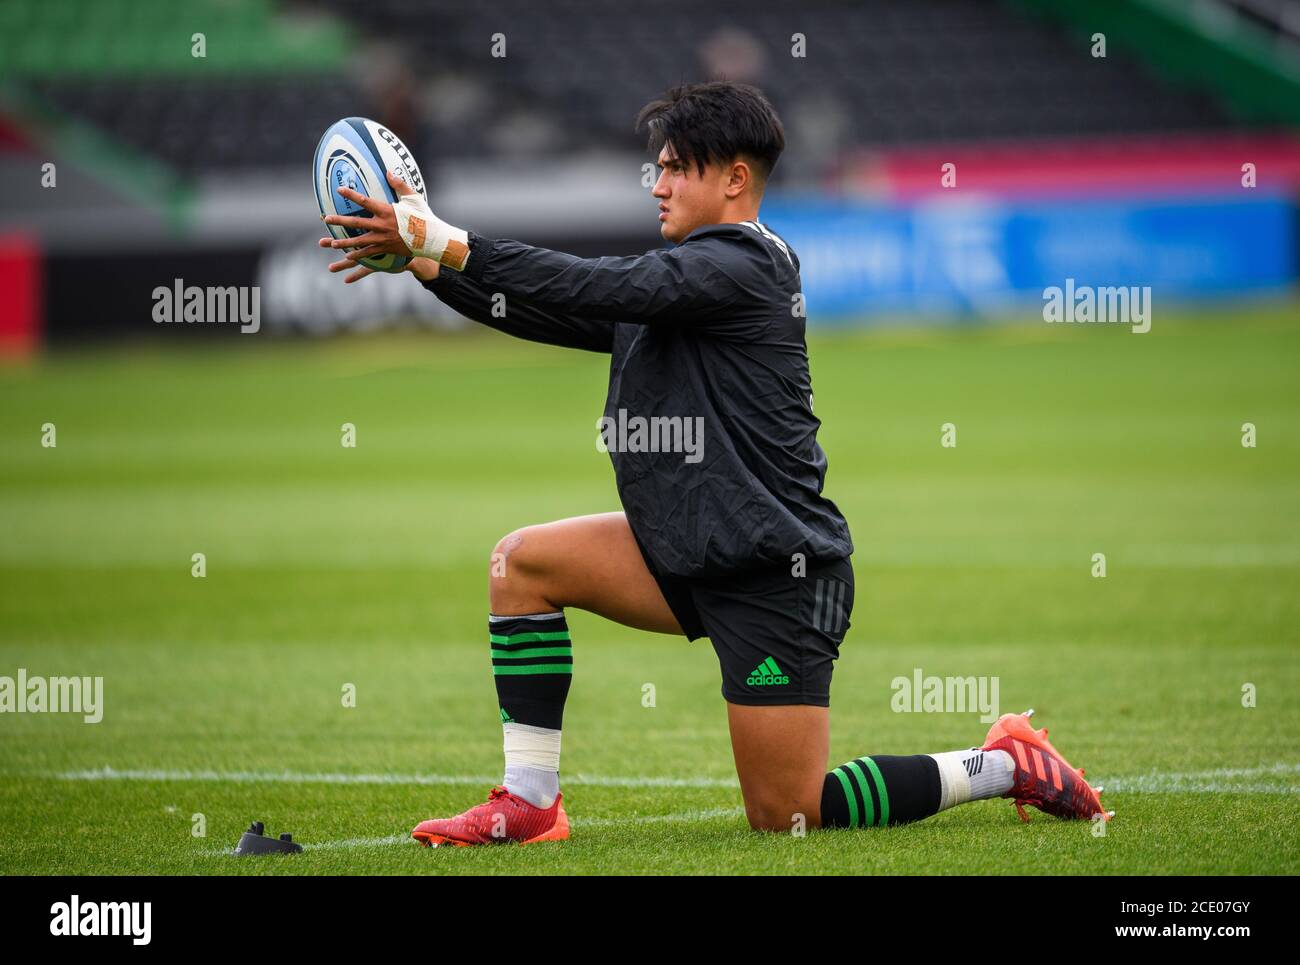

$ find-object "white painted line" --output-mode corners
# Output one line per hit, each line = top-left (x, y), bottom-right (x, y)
(47, 767), (739, 789)
(304, 833), (412, 852)
(63, 760), (1290, 860)
(1100, 763), (1300, 795)
(574, 806), (745, 827)
(38, 762), (1300, 796)
(202, 807), (749, 856)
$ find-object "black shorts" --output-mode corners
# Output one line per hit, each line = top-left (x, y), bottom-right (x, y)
(640, 548), (855, 707)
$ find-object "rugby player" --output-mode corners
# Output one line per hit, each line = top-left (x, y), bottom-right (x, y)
(319, 82), (1112, 844)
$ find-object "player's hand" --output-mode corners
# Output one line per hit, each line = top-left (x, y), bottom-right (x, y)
(316, 237), (439, 284)
(326, 170), (471, 271)
(321, 169), (415, 265)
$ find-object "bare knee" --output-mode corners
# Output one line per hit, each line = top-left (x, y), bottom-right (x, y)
(742, 794), (818, 833)
(745, 809), (787, 833)
(489, 526), (555, 613)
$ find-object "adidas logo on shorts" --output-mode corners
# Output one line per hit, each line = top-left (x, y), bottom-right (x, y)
(746, 656), (790, 687)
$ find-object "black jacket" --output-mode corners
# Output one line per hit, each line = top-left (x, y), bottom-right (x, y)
(422, 221), (853, 578)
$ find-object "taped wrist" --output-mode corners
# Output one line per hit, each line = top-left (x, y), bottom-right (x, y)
(393, 193), (470, 271)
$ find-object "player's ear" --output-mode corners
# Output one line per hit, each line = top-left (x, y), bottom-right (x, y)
(725, 159), (751, 199)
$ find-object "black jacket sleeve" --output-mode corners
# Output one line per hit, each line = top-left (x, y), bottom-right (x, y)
(422, 248), (614, 353)
(458, 229), (759, 328)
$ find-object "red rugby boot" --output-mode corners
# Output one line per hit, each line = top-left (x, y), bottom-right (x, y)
(411, 786), (569, 847)
(980, 709), (1114, 823)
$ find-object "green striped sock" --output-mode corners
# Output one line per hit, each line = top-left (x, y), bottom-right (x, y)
(820, 754), (942, 828)
(489, 612), (572, 730)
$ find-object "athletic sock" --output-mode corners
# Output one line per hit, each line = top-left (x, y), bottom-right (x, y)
(820, 755), (942, 827)
(502, 724), (561, 809)
(928, 748), (1015, 811)
(489, 611), (572, 809)
(820, 748), (1016, 827)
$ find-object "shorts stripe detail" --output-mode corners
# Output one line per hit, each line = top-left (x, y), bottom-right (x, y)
(813, 578), (848, 633)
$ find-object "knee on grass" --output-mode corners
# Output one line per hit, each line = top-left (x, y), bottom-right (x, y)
(743, 799), (815, 833)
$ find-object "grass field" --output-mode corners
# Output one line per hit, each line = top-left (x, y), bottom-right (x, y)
(1, 304), (1298, 875)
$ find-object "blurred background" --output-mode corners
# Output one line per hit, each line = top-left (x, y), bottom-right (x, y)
(2, 0), (1298, 348)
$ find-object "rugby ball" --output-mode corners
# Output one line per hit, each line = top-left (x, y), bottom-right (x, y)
(313, 117), (427, 271)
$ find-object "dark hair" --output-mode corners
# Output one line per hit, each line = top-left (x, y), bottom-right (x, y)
(636, 81), (785, 186)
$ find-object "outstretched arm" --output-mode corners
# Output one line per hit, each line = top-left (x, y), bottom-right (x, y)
(319, 174), (614, 352)
(457, 234), (740, 326)
(323, 172), (752, 330)
(419, 257), (614, 354)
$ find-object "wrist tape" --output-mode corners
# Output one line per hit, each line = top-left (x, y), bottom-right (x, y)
(393, 192), (470, 271)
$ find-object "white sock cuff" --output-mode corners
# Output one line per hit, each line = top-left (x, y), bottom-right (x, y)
(488, 611), (565, 624)
(929, 750), (973, 810)
(503, 722), (562, 771)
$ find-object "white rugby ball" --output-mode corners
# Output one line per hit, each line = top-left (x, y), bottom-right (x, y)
(313, 117), (427, 271)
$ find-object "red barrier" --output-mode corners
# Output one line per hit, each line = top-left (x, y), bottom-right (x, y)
(0, 234), (43, 357)
(842, 133), (1300, 199)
